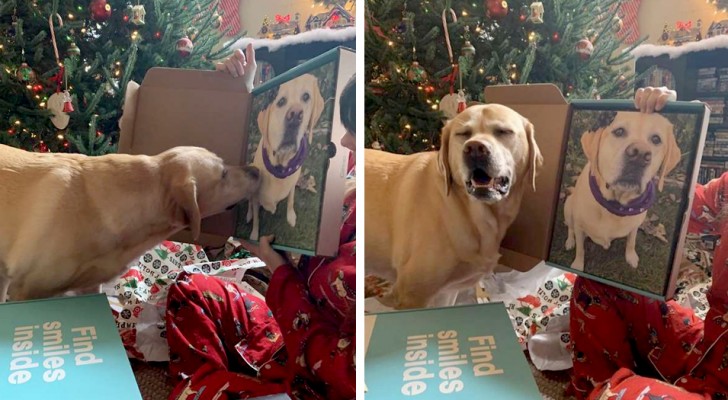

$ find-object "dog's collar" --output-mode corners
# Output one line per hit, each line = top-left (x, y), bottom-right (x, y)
(262, 137), (308, 179)
(589, 174), (655, 217)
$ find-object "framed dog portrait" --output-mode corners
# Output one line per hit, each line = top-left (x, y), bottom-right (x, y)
(546, 100), (710, 299)
(234, 46), (355, 257)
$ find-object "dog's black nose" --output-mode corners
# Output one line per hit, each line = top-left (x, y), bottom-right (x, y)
(464, 141), (490, 158)
(286, 109), (304, 124)
(625, 144), (651, 166)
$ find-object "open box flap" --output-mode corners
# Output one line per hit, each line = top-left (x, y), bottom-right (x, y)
(484, 84), (570, 272)
(118, 68), (254, 242)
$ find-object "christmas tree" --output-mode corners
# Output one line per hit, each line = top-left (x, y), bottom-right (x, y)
(0, 0), (243, 155)
(365, 0), (646, 154)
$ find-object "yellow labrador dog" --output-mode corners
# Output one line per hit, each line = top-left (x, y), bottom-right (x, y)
(247, 73), (324, 240)
(365, 104), (543, 309)
(0, 145), (260, 302)
(564, 111), (681, 271)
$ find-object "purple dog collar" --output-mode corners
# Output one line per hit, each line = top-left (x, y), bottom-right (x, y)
(262, 137), (308, 179)
(588, 174), (655, 217)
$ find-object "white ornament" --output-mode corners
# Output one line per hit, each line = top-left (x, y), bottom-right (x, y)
(371, 141), (382, 150)
(529, 2), (544, 24)
(131, 5), (146, 25)
(439, 93), (460, 119)
(47, 92), (70, 129)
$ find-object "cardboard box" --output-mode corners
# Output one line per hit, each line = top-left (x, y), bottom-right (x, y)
(483, 84), (570, 272)
(119, 47), (355, 256)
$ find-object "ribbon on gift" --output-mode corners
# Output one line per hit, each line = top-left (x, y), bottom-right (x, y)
(275, 14), (290, 24)
(676, 20), (692, 31)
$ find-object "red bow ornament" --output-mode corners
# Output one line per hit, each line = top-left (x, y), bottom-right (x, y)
(275, 14), (290, 24)
(676, 20), (692, 31)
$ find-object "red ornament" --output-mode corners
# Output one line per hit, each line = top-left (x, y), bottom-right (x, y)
(62, 90), (74, 113)
(177, 36), (193, 57)
(63, 141), (70, 148)
(575, 38), (594, 60)
(154, 31), (162, 40)
(551, 32), (560, 43)
(32, 84), (43, 93)
(89, 0), (112, 22)
(486, 0), (508, 19)
(38, 141), (49, 153)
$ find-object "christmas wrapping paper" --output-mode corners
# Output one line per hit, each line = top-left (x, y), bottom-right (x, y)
(108, 240), (266, 361)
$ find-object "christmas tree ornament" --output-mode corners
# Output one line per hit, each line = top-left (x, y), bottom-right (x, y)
(407, 61), (427, 83)
(186, 27), (199, 41)
(16, 62), (35, 82)
(618, 74), (628, 90)
(660, 24), (670, 42)
(47, 92), (70, 129)
(529, 2), (544, 24)
(461, 26), (475, 58)
(456, 89), (467, 113)
(440, 93), (459, 119)
(486, 0), (508, 19)
(123, 4), (133, 23)
(586, 28), (598, 43)
(131, 4), (146, 25)
(612, 15), (623, 34)
(551, 31), (560, 43)
(371, 141), (382, 150)
(575, 38), (594, 60)
(212, 13), (223, 29)
(154, 31), (162, 40)
(62, 90), (74, 113)
(177, 36), (194, 57)
(519, 5), (529, 22)
(89, 0), (112, 22)
(68, 42), (81, 57)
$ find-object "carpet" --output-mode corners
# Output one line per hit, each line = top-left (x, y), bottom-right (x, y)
(132, 360), (174, 400)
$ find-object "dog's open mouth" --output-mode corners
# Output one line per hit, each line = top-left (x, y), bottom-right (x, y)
(466, 168), (510, 199)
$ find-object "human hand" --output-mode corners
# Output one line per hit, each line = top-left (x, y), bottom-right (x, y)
(634, 86), (677, 113)
(216, 43), (257, 92)
(239, 235), (289, 274)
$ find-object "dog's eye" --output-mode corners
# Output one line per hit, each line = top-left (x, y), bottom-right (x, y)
(222, 169), (228, 179)
(456, 130), (472, 137)
(612, 128), (626, 137)
(276, 97), (287, 108)
(650, 134), (662, 145)
(495, 128), (513, 136)
(302, 92), (310, 102)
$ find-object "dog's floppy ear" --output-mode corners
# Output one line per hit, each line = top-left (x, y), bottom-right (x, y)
(257, 104), (272, 149)
(307, 78), (325, 144)
(524, 119), (543, 192)
(437, 123), (453, 196)
(658, 125), (681, 192)
(580, 128), (606, 187)
(171, 177), (201, 242)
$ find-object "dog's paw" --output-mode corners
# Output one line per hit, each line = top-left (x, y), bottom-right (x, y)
(626, 251), (639, 268)
(570, 259), (584, 271)
(287, 209), (297, 227)
(565, 236), (575, 251)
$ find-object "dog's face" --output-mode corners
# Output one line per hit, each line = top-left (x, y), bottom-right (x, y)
(581, 112), (680, 203)
(257, 73), (324, 166)
(159, 147), (260, 240)
(438, 104), (543, 203)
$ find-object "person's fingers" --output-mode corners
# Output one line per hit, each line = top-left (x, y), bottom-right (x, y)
(245, 43), (255, 66)
(231, 49), (246, 77)
(215, 62), (226, 72)
(634, 87), (645, 111)
(238, 240), (260, 255)
(224, 58), (239, 78)
(645, 88), (662, 113)
(654, 88), (677, 111)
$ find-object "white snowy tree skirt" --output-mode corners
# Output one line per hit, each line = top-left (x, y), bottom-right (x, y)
(228, 26), (356, 53)
(632, 35), (728, 59)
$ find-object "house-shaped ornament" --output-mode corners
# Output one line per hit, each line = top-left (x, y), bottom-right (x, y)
(305, 5), (354, 31)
